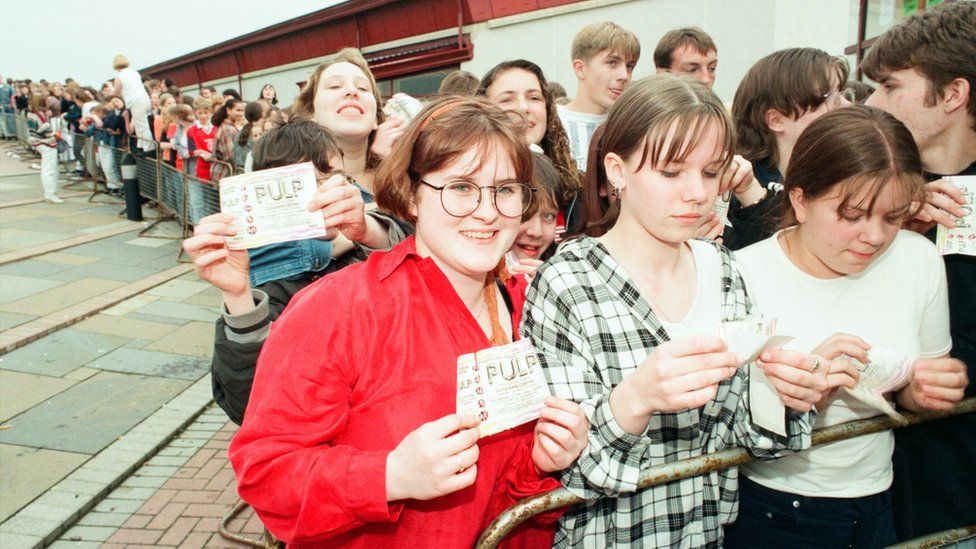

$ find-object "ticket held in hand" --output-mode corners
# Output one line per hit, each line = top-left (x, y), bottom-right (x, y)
(219, 162), (328, 250)
(456, 339), (552, 438)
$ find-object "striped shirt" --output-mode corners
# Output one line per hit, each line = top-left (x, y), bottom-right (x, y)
(556, 105), (606, 173)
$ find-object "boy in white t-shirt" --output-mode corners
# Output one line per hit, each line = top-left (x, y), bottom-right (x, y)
(557, 21), (639, 172)
(724, 106), (967, 548)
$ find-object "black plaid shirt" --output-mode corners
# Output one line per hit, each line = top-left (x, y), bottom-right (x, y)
(521, 237), (814, 548)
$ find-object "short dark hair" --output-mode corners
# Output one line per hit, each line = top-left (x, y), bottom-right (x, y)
(251, 119), (341, 175)
(732, 48), (849, 165)
(844, 80), (876, 104)
(861, 1), (975, 129)
(653, 27), (716, 69)
(222, 88), (242, 101)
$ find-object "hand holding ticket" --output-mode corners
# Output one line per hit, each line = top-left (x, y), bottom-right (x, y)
(718, 316), (795, 437)
(936, 176), (976, 256)
(842, 347), (914, 422)
(219, 162), (328, 250)
(456, 339), (551, 438)
(718, 316), (794, 366)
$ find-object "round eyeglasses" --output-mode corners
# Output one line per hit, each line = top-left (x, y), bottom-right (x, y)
(823, 89), (856, 111)
(419, 180), (536, 218)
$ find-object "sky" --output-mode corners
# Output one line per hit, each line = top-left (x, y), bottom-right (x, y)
(0, 0), (347, 86)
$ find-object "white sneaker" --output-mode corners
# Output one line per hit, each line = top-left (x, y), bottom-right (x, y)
(30, 163), (41, 170)
(44, 194), (64, 203)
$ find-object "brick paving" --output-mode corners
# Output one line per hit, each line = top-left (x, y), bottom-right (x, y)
(56, 406), (265, 548)
(0, 141), (223, 548)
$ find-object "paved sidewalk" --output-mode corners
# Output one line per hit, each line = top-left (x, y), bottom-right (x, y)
(0, 140), (228, 547)
(55, 406), (260, 548)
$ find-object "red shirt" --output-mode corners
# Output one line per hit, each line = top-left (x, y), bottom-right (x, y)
(186, 123), (217, 181)
(229, 237), (561, 548)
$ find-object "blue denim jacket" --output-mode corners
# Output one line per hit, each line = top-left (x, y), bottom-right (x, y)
(247, 184), (373, 287)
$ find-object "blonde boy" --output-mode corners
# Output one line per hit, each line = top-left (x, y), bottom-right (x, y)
(558, 22), (640, 171)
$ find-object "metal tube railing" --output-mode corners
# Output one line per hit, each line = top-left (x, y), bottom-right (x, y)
(890, 525), (976, 549)
(475, 398), (976, 548)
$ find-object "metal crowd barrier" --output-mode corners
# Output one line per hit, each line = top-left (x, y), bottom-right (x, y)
(1, 111), (17, 140)
(476, 398), (976, 548)
(14, 113), (32, 153)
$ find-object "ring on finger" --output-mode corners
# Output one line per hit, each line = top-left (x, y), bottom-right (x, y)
(455, 456), (465, 475)
(811, 356), (822, 373)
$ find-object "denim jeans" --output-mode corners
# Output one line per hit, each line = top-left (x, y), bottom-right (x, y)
(723, 476), (897, 549)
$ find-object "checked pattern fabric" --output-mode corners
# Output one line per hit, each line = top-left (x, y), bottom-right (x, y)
(521, 236), (815, 548)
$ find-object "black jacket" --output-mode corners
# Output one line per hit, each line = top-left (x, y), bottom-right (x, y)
(211, 212), (412, 424)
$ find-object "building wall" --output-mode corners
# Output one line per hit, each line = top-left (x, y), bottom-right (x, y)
(188, 0), (852, 106)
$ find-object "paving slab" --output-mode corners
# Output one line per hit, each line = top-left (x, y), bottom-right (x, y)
(88, 348), (209, 381)
(0, 311), (36, 331)
(62, 367), (99, 382)
(100, 294), (160, 317)
(122, 338), (152, 350)
(124, 236), (174, 248)
(0, 329), (130, 377)
(0, 444), (90, 522)
(0, 273), (64, 303)
(144, 322), (215, 358)
(2, 217), (99, 235)
(0, 258), (77, 277)
(0, 370), (78, 422)
(131, 300), (219, 323)
(46, 261), (160, 284)
(144, 280), (212, 301)
(33, 252), (100, 266)
(123, 312), (191, 326)
(11, 205), (79, 219)
(0, 227), (65, 250)
(72, 313), (180, 340)
(0, 371), (191, 454)
(0, 207), (48, 224)
(181, 286), (223, 307)
(0, 278), (125, 316)
(0, 179), (33, 191)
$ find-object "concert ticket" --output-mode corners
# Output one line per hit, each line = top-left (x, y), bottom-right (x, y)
(936, 176), (975, 257)
(219, 162), (327, 250)
(842, 347), (914, 422)
(718, 316), (795, 437)
(456, 339), (551, 438)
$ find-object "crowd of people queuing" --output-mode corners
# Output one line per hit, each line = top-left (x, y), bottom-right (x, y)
(8, 2), (973, 547)
(1, 55), (281, 207)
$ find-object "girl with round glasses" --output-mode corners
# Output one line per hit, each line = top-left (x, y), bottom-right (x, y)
(229, 98), (589, 547)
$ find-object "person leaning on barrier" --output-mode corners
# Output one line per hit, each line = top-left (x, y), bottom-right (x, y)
(860, 1), (976, 539)
(521, 75), (833, 548)
(112, 54), (154, 154)
(228, 97), (588, 547)
(723, 105), (967, 548)
(182, 119), (409, 425)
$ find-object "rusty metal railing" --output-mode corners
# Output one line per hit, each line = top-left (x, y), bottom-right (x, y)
(891, 525), (976, 549)
(475, 397), (976, 548)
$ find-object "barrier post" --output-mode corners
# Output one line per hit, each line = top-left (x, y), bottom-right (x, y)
(475, 398), (976, 548)
(121, 153), (142, 221)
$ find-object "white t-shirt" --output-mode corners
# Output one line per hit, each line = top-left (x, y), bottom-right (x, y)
(735, 229), (951, 497)
(659, 239), (723, 340)
(556, 104), (606, 173)
(116, 67), (149, 106)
